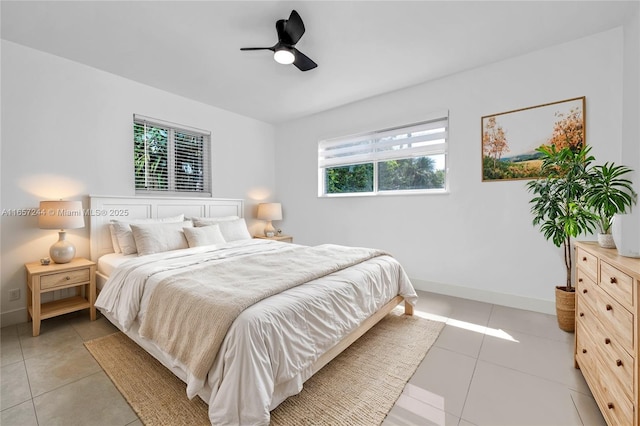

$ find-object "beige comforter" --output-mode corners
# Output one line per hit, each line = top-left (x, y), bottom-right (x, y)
(138, 244), (388, 380)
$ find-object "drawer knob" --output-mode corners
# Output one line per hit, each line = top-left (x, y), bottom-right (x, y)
(578, 278), (583, 283)
(65, 276), (71, 280)
(605, 338), (611, 345)
(582, 349), (587, 354)
(607, 403), (614, 410)
(606, 304), (612, 311)
(610, 277), (617, 284)
(616, 359), (623, 367)
(579, 312), (584, 317)
(582, 289), (588, 294)
(582, 257), (587, 261)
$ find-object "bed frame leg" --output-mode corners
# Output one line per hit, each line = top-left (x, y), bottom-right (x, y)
(404, 301), (414, 316)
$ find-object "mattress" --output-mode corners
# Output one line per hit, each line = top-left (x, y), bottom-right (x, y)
(97, 252), (136, 277)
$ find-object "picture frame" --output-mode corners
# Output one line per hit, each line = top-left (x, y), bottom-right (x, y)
(481, 96), (585, 181)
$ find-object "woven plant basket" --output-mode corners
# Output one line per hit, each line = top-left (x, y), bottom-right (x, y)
(555, 286), (576, 332)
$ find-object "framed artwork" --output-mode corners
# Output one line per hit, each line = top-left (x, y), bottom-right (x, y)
(481, 96), (585, 181)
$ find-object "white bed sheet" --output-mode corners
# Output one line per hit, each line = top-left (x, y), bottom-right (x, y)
(96, 239), (417, 425)
(97, 252), (136, 277)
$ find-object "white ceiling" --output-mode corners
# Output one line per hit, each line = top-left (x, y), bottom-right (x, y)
(1, 1), (637, 124)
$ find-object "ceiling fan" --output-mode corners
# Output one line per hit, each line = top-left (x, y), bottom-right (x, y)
(240, 10), (318, 72)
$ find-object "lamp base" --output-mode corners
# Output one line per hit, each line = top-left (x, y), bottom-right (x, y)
(264, 221), (276, 238)
(50, 231), (76, 264)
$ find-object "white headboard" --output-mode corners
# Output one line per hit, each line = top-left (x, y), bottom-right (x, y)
(89, 195), (244, 261)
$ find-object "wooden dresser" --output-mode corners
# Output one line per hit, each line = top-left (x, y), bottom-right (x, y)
(575, 241), (640, 426)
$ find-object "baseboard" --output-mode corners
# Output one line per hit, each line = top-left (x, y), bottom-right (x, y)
(1, 307), (28, 327)
(410, 278), (556, 315)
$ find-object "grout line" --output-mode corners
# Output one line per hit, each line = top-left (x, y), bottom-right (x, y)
(456, 303), (493, 426)
(31, 398), (40, 426)
(569, 392), (587, 426)
(15, 323), (37, 413)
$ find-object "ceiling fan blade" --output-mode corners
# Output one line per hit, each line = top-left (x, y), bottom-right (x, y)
(275, 19), (287, 43)
(282, 10), (305, 45)
(240, 47), (275, 51)
(292, 48), (317, 71)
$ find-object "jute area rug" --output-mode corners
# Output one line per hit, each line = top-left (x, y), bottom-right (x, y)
(85, 309), (444, 425)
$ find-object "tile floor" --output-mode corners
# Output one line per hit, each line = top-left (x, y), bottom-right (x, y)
(1, 290), (606, 426)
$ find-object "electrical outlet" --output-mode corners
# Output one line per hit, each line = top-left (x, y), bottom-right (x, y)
(8, 288), (20, 301)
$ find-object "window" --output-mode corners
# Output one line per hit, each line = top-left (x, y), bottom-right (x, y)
(318, 114), (448, 196)
(134, 114), (211, 195)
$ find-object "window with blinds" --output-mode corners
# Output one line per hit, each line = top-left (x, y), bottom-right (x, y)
(318, 115), (448, 196)
(133, 114), (211, 195)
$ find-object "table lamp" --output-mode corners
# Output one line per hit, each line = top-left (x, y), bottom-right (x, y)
(38, 200), (85, 264)
(257, 203), (282, 237)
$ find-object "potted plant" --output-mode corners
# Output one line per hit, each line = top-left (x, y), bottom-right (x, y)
(526, 145), (598, 332)
(584, 162), (637, 248)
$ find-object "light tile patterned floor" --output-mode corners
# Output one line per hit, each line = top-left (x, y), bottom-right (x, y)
(1, 290), (605, 425)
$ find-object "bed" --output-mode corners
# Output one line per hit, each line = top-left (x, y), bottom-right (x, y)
(89, 195), (417, 425)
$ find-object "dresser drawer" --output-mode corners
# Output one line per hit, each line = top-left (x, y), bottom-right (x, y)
(600, 260), (634, 309)
(578, 270), (634, 355)
(578, 334), (633, 426)
(578, 298), (634, 400)
(576, 321), (597, 375)
(593, 287), (634, 355)
(577, 290), (600, 335)
(594, 373), (634, 426)
(577, 247), (598, 281)
(40, 268), (90, 291)
(577, 269), (599, 310)
(599, 332), (634, 400)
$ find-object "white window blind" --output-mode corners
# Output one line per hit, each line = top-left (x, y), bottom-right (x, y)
(134, 114), (211, 195)
(318, 117), (448, 169)
(318, 114), (449, 196)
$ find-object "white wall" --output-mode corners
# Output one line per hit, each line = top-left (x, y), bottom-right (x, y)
(0, 41), (277, 325)
(623, 5), (640, 181)
(274, 28), (629, 314)
(616, 5), (640, 255)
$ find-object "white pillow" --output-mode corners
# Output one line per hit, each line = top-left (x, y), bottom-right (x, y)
(217, 218), (252, 242)
(129, 221), (193, 256)
(192, 215), (239, 227)
(183, 224), (226, 247)
(108, 224), (122, 253)
(110, 214), (185, 255)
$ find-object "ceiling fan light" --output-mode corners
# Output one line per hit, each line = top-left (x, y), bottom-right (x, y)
(274, 48), (295, 65)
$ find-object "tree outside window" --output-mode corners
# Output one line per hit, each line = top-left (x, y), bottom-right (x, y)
(133, 116), (211, 195)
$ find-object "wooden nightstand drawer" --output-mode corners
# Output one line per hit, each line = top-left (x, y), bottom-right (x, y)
(41, 268), (90, 290)
(600, 261), (634, 309)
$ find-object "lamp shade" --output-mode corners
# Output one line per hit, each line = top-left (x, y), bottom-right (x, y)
(257, 203), (282, 221)
(38, 200), (85, 230)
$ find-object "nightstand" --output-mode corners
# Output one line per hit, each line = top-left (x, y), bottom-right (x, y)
(254, 234), (293, 243)
(25, 257), (96, 336)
